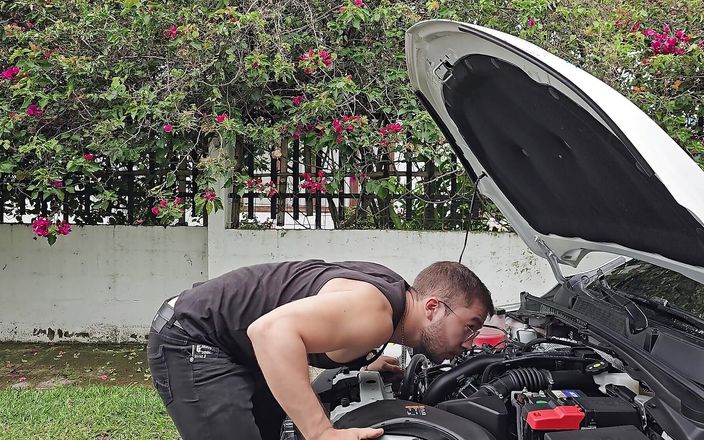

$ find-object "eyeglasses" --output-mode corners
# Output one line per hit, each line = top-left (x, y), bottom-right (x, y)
(438, 300), (482, 343)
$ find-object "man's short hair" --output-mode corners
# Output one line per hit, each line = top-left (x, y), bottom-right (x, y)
(412, 261), (494, 315)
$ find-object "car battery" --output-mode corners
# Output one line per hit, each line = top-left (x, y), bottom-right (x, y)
(513, 389), (641, 440)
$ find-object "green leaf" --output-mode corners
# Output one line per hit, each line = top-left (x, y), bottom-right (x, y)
(0, 162), (15, 174)
(165, 172), (176, 187)
(48, 235), (57, 246)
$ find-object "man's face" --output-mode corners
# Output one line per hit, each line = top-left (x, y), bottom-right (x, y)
(416, 299), (488, 363)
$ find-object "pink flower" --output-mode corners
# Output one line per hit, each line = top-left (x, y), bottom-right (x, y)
(354, 0), (365, 7)
(317, 170), (325, 179)
(338, 5), (345, 13)
(662, 24), (670, 33)
(151, 207), (160, 215)
(51, 180), (64, 188)
(163, 124), (173, 133)
(335, 136), (343, 143)
(202, 189), (217, 201)
(379, 122), (403, 135)
(629, 22), (641, 33)
(1, 66), (20, 80)
(642, 29), (657, 37)
(216, 113), (228, 123)
(641, 58), (649, 64)
(83, 153), (94, 161)
(332, 119), (343, 133)
(292, 96), (303, 106)
(173, 197), (183, 205)
(100, 374), (108, 381)
(57, 221), (71, 236)
(527, 18), (535, 27)
(159, 199), (168, 208)
(251, 61), (259, 69)
(162, 25), (177, 40)
(26, 104), (45, 117)
(31, 217), (51, 237)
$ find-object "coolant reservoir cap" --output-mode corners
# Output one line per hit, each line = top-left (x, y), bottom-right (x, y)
(585, 360), (610, 374)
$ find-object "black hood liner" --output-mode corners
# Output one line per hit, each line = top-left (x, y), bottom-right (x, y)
(443, 54), (704, 268)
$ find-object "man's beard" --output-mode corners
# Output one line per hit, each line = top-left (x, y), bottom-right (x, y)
(416, 319), (448, 363)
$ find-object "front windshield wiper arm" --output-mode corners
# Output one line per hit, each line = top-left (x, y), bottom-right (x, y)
(618, 292), (704, 332)
(592, 277), (649, 334)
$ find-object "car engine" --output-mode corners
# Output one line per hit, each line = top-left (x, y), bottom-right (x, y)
(281, 315), (663, 440)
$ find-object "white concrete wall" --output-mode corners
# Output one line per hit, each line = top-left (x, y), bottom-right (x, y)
(1, 219), (613, 342)
(0, 224), (208, 342)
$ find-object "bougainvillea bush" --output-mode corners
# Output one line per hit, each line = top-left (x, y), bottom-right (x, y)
(1, 0), (702, 244)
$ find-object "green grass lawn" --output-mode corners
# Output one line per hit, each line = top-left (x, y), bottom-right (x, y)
(0, 385), (179, 440)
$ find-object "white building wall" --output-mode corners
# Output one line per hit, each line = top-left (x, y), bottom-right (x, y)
(0, 220), (611, 342)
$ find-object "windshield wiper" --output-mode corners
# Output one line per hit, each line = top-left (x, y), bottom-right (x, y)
(591, 276), (649, 334)
(616, 292), (704, 332)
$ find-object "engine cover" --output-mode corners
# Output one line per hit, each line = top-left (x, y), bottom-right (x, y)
(334, 399), (497, 440)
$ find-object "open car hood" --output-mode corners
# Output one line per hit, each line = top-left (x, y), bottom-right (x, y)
(405, 20), (704, 284)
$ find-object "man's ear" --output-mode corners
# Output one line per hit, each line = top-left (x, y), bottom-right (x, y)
(424, 297), (440, 321)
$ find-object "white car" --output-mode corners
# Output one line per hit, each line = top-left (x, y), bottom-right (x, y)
(281, 20), (704, 440)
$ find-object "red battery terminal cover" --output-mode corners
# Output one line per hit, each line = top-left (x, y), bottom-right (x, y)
(526, 406), (585, 431)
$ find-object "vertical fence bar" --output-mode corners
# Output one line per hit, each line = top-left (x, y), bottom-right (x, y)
(247, 146), (255, 220)
(450, 153), (457, 229)
(423, 159), (435, 229)
(276, 139), (288, 227)
(315, 152), (322, 229)
(381, 151), (390, 228)
(18, 192), (25, 223)
(292, 139), (300, 221)
(126, 162), (134, 225)
(0, 183), (5, 224)
(337, 152), (344, 222)
(270, 146), (277, 222)
(304, 143), (313, 216)
(405, 154), (412, 222)
(230, 138), (243, 228)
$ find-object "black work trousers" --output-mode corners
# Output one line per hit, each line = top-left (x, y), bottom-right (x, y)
(147, 321), (286, 440)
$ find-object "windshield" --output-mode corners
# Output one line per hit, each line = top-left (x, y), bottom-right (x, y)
(603, 260), (704, 318)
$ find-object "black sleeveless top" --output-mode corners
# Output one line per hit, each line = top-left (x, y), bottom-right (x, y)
(173, 260), (409, 369)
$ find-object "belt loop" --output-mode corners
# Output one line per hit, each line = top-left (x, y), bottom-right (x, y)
(166, 314), (178, 329)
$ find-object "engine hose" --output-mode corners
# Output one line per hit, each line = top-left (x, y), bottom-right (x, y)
(422, 354), (505, 406)
(472, 368), (589, 399)
(480, 355), (595, 384)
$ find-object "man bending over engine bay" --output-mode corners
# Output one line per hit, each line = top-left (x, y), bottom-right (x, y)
(147, 259), (494, 440)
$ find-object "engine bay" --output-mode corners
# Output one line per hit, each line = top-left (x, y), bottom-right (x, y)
(283, 312), (668, 440)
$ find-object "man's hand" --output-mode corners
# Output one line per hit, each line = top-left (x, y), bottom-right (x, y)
(365, 355), (403, 382)
(314, 427), (384, 439)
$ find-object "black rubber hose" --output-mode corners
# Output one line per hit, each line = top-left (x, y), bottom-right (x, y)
(480, 355), (595, 384)
(422, 354), (505, 406)
(472, 368), (589, 399)
(472, 367), (549, 398)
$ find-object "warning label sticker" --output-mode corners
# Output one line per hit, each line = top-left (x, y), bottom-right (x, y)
(405, 405), (427, 416)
